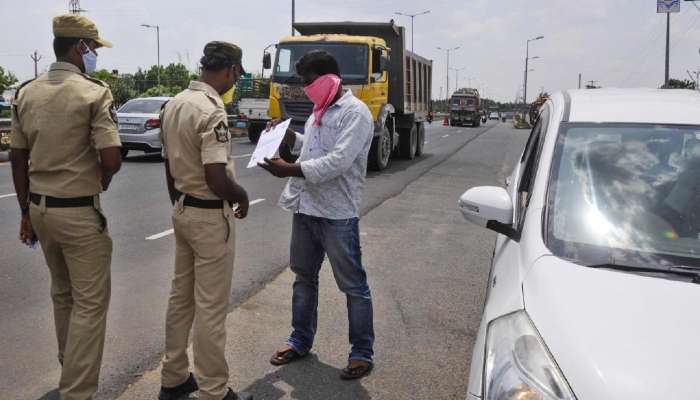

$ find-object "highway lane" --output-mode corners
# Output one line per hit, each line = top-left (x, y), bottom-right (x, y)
(0, 120), (503, 399)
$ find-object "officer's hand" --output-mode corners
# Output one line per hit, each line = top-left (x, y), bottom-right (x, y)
(101, 174), (112, 191)
(19, 215), (36, 247)
(234, 198), (249, 219)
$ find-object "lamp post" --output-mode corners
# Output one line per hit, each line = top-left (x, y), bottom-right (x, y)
(141, 24), (161, 88)
(437, 46), (459, 100)
(523, 35), (543, 104)
(450, 67), (465, 90)
(396, 10), (430, 105)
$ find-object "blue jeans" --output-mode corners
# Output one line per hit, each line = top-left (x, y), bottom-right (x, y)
(286, 213), (374, 363)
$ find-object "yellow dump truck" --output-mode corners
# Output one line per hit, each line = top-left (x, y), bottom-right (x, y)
(267, 21), (433, 170)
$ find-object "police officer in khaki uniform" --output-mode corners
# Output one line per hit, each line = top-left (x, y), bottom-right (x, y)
(10, 14), (122, 400)
(158, 42), (252, 400)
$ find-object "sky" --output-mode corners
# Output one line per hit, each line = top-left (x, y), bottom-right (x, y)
(2, 0), (700, 102)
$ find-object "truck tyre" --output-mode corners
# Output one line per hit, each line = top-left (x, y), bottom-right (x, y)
(248, 122), (264, 143)
(399, 125), (417, 160)
(415, 122), (425, 157)
(368, 125), (392, 171)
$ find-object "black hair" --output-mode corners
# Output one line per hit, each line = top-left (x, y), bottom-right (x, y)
(53, 37), (82, 57)
(295, 50), (340, 77)
(200, 54), (235, 72)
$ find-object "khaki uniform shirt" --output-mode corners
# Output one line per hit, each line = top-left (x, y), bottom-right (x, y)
(161, 81), (234, 200)
(11, 62), (121, 197)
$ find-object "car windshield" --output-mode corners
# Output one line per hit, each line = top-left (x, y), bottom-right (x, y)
(547, 123), (700, 267)
(118, 99), (166, 114)
(272, 43), (368, 84)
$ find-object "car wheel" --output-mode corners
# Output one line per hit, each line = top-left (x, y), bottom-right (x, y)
(415, 122), (425, 157)
(368, 124), (392, 171)
(120, 148), (129, 159)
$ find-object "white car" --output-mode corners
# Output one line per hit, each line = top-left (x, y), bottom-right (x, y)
(459, 89), (700, 400)
(489, 112), (500, 120)
(117, 96), (172, 159)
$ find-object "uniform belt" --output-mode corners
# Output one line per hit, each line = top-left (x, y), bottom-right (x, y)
(177, 193), (224, 209)
(29, 193), (95, 208)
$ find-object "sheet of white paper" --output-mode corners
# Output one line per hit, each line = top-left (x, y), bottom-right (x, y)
(247, 119), (292, 168)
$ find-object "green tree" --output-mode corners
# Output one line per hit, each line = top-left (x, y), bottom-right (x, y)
(0, 66), (18, 93)
(139, 85), (181, 98)
(667, 78), (696, 90)
(90, 69), (113, 82)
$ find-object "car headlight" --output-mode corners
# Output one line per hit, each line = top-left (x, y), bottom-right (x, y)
(484, 311), (576, 400)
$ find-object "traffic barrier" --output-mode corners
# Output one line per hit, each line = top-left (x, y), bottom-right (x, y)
(443, 116), (449, 126)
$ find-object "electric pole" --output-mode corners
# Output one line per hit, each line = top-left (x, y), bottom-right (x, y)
(665, 12), (671, 88)
(30, 51), (42, 78)
(687, 69), (700, 90)
(578, 73), (582, 89)
(437, 46), (459, 100)
(69, 0), (85, 14)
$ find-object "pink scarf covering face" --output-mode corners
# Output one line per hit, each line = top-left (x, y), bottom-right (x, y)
(303, 74), (342, 126)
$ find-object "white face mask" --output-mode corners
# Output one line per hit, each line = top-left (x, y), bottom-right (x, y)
(80, 41), (97, 74)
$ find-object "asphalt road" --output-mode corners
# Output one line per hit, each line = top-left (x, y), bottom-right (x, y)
(0, 121), (504, 399)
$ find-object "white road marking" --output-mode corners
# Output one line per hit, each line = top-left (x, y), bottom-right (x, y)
(232, 153), (252, 159)
(0, 193), (16, 199)
(441, 134), (450, 138)
(0, 162), (9, 167)
(145, 198), (266, 240)
(145, 229), (174, 241)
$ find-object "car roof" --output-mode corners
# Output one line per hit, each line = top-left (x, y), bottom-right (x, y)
(128, 96), (172, 102)
(560, 88), (700, 125)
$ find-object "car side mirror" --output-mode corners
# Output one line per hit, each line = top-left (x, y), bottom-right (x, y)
(263, 53), (272, 70)
(458, 186), (519, 240)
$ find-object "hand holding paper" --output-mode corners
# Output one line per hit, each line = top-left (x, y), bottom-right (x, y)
(247, 119), (292, 169)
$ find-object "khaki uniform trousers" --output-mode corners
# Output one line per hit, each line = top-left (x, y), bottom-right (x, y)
(29, 197), (112, 400)
(161, 199), (235, 400)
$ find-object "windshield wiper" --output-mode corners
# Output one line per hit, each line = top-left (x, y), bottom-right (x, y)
(587, 263), (700, 283)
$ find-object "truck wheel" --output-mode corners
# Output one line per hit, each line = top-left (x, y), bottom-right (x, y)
(399, 125), (417, 160)
(368, 125), (392, 171)
(415, 122), (425, 157)
(248, 123), (263, 143)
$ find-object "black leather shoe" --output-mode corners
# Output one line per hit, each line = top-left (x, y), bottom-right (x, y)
(223, 388), (253, 400)
(158, 373), (198, 400)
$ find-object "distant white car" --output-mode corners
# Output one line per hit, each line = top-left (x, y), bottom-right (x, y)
(488, 112), (499, 120)
(459, 89), (700, 400)
(117, 96), (172, 159)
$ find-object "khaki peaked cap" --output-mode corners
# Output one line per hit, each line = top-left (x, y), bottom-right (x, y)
(53, 14), (112, 48)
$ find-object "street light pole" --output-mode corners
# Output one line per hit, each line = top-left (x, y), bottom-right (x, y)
(523, 35), (543, 104)
(292, 0), (296, 36)
(141, 24), (161, 87)
(450, 67), (465, 90)
(437, 46), (459, 100)
(665, 12), (670, 88)
(395, 11), (430, 105)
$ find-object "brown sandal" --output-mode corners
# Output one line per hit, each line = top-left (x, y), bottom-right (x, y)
(270, 347), (307, 366)
(340, 361), (373, 380)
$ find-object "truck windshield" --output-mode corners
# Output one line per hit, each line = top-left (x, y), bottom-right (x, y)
(273, 43), (368, 84)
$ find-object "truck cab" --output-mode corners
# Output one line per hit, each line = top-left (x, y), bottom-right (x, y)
(267, 21), (432, 171)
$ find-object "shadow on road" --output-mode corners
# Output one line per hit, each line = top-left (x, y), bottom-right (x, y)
(123, 153), (163, 164)
(36, 389), (59, 400)
(242, 354), (371, 400)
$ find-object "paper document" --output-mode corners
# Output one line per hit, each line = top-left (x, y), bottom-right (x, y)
(247, 119), (292, 168)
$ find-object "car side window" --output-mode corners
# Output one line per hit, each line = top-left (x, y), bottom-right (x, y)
(515, 105), (550, 229)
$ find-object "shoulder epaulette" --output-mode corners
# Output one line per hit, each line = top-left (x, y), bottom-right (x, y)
(14, 78), (36, 99)
(80, 74), (110, 88)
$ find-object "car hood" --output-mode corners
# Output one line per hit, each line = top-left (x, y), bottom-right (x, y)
(523, 255), (700, 400)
